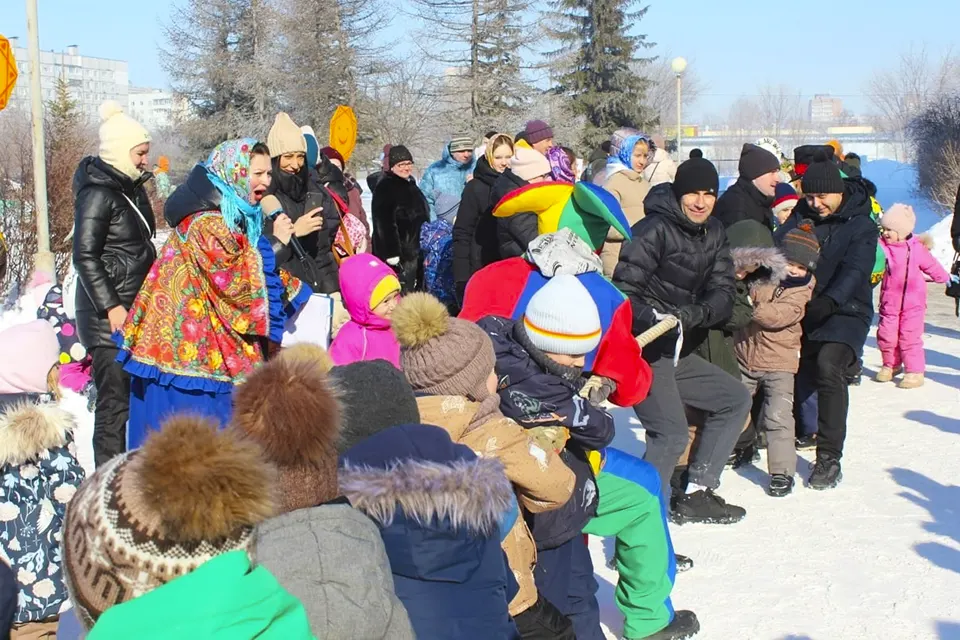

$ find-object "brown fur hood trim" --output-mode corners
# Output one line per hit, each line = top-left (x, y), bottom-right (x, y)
(731, 246), (788, 288)
(917, 232), (935, 251)
(232, 355), (341, 468)
(340, 456), (512, 537)
(0, 402), (75, 466)
(131, 415), (276, 541)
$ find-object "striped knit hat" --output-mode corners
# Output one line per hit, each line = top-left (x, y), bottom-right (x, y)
(780, 226), (820, 271)
(522, 274), (601, 356)
(449, 133), (474, 153)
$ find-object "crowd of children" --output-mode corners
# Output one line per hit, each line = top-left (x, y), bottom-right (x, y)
(3, 121), (960, 640)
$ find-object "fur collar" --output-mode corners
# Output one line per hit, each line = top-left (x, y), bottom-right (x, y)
(731, 246), (788, 289)
(0, 402), (75, 466)
(340, 456), (512, 537)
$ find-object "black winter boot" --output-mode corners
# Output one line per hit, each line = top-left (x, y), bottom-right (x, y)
(768, 474), (794, 497)
(675, 554), (694, 573)
(795, 434), (817, 450)
(808, 455), (842, 490)
(671, 489), (745, 525)
(625, 610), (700, 639)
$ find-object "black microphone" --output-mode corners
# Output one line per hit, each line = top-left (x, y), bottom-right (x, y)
(262, 195), (309, 262)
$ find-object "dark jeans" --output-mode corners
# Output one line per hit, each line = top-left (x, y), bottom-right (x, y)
(91, 346), (130, 467)
(534, 536), (603, 640)
(513, 595), (576, 640)
(800, 341), (856, 460)
(635, 354), (752, 497)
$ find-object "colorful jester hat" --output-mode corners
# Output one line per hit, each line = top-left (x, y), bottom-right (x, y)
(492, 181), (633, 251)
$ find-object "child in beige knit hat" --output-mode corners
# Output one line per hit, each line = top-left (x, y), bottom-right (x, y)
(392, 292), (577, 634)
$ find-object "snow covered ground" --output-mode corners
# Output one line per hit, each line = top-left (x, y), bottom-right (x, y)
(592, 287), (960, 639)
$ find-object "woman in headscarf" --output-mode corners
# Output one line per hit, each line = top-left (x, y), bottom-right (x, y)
(601, 130), (655, 276)
(453, 133), (514, 303)
(116, 138), (310, 450)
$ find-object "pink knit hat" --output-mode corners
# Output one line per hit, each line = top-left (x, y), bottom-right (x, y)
(0, 320), (61, 394)
(880, 203), (916, 238)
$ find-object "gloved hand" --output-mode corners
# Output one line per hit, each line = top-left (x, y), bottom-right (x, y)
(677, 304), (706, 332)
(528, 426), (570, 453)
(950, 274), (960, 285)
(804, 296), (838, 325)
(582, 376), (617, 405)
(386, 256), (400, 266)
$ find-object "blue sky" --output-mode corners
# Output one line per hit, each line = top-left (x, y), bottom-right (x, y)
(4, 0), (957, 120)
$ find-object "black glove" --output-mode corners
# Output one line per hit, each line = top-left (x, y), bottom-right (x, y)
(677, 304), (706, 332)
(804, 296), (838, 326)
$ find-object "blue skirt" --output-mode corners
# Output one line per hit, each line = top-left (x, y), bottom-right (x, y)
(127, 376), (234, 450)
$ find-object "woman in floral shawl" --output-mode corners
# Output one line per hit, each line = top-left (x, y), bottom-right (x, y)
(117, 139), (310, 449)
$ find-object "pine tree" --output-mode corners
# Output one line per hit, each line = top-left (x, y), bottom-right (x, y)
(45, 77), (94, 275)
(548, 0), (657, 149)
(408, 0), (530, 132)
(162, 0), (283, 150)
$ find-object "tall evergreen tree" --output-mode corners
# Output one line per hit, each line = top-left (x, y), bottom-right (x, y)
(548, 0), (657, 149)
(163, 0), (283, 150)
(408, 0), (531, 131)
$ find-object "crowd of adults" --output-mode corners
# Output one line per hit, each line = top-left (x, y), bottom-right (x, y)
(0, 94), (894, 640)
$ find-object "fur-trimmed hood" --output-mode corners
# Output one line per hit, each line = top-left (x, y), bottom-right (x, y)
(0, 401), (75, 466)
(340, 455), (511, 537)
(731, 246), (788, 290)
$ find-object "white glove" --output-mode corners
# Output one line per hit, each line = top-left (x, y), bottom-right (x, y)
(386, 257), (400, 266)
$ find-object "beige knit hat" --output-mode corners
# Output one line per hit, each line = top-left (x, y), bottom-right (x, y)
(267, 112), (307, 158)
(63, 416), (275, 628)
(392, 293), (495, 401)
(98, 100), (151, 180)
(511, 146), (552, 182)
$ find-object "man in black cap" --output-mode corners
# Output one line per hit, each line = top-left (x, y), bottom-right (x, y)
(613, 158), (751, 524)
(779, 153), (878, 489)
(713, 143), (782, 230)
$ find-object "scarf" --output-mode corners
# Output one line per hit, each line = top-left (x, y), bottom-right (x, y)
(606, 131), (654, 178)
(546, 146), (575, 183)
(204, 138), (264, 244)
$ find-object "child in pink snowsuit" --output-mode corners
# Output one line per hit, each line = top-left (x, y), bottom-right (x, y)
(329, 254), (402, 368)
(876, 204), (952, 388)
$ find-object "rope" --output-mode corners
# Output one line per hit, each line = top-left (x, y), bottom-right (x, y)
(580, 315), (679, 399)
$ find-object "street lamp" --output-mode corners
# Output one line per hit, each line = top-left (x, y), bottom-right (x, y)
(671, 57), (687, 160)
(25, 0), (54, 280)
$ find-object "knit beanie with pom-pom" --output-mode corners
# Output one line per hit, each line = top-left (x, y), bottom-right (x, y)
(880, 203), (917, 238)
(63, 416), (276, 629)
(98, 100), (151, 180)
(392, 292), (496, 401)
(231, 349), (341, 512)
(522, 274), (602, 356)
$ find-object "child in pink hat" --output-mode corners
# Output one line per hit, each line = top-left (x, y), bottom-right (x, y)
(876, 204), (955, 388)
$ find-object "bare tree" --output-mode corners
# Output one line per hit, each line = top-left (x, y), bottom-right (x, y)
(908, 93), (960, 212)
(641, 53), (705, 135)
(758, 84), (803, 138)
(0, 108), (36, 294)
(865, 46), (960, 161)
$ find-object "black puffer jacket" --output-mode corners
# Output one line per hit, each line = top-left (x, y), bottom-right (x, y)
(780, 178), (878, 356)
(264, 160), (340, 293)
(713, 177), (775, 230)
(453, 156), (501, 297)
(371, 172), (430, 291)
(612, 182), (736, 361)
(73, 156), (156, 350)
(493, 169), (536, 260)
(951, 183), (960, 253)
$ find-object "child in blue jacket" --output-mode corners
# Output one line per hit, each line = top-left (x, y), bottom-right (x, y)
(479, 274), (698, 640)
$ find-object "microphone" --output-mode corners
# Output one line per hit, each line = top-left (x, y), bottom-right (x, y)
(261, 195), (309, 263)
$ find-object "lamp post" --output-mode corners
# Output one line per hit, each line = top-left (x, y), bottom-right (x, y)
(671, 57), (687, 160)
(26, 0), (55, 281)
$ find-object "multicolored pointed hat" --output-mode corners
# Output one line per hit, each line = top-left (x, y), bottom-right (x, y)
(492, 181), (632, 251)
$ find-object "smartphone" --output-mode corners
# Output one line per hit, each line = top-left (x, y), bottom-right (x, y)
(304, 191), (326, 216)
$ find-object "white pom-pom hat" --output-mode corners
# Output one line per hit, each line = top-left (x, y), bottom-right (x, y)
(522, 274), (602, 356)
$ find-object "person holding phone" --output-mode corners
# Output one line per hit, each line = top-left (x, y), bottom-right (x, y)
(263, 112), (341, 293)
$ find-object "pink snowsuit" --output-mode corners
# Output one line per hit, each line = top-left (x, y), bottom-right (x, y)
(877, 235), (950, 373)
(329, 255), (401, 368)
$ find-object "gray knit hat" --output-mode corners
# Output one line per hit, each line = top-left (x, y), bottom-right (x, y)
(449, 133), (474, 153)
(392, 293), (495, 401)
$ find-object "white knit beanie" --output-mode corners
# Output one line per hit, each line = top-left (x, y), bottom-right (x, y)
(522, 274), (602, 356)
(98, 101), (151, 180)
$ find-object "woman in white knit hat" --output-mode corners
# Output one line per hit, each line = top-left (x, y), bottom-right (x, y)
(72, 100), (155, 468)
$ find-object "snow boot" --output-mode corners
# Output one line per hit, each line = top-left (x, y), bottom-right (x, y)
(846, 359), (863, 386)
(768, 474), (794, 497)
(808, 455), (842, 490)
(795, 434), (817, 450)
(624, 610), (700, 640)
(675, 554), (694, 573)
(898, 373), (924, 389)
(727, 444), (759, 469)
(875, 365), (901, 383)
(671, 489), (745, 525)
